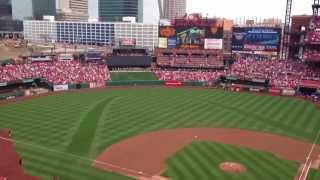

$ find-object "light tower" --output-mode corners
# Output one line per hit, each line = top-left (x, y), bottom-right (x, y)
(312, 0), (320, 16)
(280, 0), (293, 60)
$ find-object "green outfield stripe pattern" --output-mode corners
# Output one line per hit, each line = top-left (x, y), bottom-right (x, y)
(0, 88), (320, 179)
(67, 98), (112, 156)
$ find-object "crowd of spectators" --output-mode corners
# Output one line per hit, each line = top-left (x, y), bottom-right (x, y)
(154, 69), (225, 82)
(228, 58), (320, 89)
(157, 54), (224, 68)
(0, 61), (109, 85)
(154, 58), (320, 89)
(303, 49), (320, 62)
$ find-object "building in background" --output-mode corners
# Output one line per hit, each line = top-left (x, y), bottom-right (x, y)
(56, 0), (89, 21)
(163, 0), (186, 20)
(0, 0), (12, 20)
(88, 0), (99, 20)
(24, 20), (158, 50)
(99, 0), (139, 22)
(12, 0), (55, 20)
(139, 0), (160, 24)
(289, 15), (312, 60)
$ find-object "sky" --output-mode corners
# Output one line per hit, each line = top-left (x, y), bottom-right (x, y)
(187, 0), (312, 20)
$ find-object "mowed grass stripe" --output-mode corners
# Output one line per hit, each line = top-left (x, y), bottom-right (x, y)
(1, 88), (320, 180)
(165, 142), (298, 180)
(66, 97), (112, 156)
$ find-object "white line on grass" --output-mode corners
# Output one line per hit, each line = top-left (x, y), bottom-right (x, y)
(0, 136), (153, 178)
(298, 126), (320, 180)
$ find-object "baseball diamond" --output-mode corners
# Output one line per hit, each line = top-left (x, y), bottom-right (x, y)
(1, 88), (320, 180)
(2, 0), (320, 179)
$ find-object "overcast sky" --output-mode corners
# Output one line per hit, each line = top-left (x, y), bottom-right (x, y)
(186, 0), (312, 20)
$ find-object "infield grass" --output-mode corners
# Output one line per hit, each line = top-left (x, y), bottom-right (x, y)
(0, 88), (320, 180)
(164, 142), (299, 180)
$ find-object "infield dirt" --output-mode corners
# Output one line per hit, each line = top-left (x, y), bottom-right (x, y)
(94, 128), (320, 179)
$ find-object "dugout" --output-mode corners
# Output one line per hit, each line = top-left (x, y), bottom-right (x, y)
(220, 75), (269, 92)
(298, 80), (320, 95)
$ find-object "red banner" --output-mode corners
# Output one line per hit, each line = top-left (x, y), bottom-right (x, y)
(165, 80), (182, 87)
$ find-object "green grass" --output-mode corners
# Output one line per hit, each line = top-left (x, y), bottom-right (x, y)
(1, 88), (320, 179)
(110, 72), (157, 81)
(164, 142), (299, 180)
(307, 169), (320, 180)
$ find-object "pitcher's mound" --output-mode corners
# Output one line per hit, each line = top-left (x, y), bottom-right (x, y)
(219, 162), (247, 174)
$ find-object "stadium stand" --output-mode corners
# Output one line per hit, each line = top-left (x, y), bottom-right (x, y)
(154, 69), (225, 82)
(228, 58), (320, 89)
(156, 49), (224, 69)
(0, 61), (109, 85)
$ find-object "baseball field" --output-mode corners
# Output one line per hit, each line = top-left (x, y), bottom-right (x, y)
(1, 87), (320, 180)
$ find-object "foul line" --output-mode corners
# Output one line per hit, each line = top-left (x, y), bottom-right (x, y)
(298, 126), (320, 180)
(0, 136), (153, 178)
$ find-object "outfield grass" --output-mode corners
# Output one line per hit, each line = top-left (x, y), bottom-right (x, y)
(0, 88), (320, 179)
(110, 72), (158, 81)
(164, 142), (299, 180)
(307, 169), (320, 180)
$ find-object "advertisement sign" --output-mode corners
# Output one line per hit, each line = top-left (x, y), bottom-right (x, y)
(159, 26), (176, 37)
(282, 89), (296, 96)
(53, 85), (69, 92)
(307, 16), (320, 44)
(168, 38), (177, 48)
(176, 27), (206, 49)
(158, 38), (168, 48)
(89, 82), (106, 88)
(120, 38), (136, 46)
(204, 39), (223, 49)
(158, 22), (223, 49)
(232, 27), (281, 52)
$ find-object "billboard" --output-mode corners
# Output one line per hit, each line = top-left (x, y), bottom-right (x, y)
(168, 38), (177, 48)
(158, 37), (168, 48)
(120, 38), (136, 47)
(232, 27), (281, 52)
(205, 39), (223, 49)
(307, 16), (320, 44)
(158, 22), (223, 49)
(53, 85), (69, 92)
(176, 27), (206, 49)
(159, 26), (176, 38)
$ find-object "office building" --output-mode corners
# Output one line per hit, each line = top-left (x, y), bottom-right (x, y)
(139, 0), (160, 24)
(12, 0), (55, 20)
(99, 0), (139, 22)
(163, 0), (186, 20)
(0, 0), (12, 19)
(23, 20), (159, 50)
(57, 0), (89, 21)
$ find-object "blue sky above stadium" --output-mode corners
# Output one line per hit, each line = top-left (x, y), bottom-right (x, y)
(187, 0), (312, 19)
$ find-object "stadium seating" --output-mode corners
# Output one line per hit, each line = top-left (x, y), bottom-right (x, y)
(156, 49), (224, 68)
(303, 49), (320, 62)
(154, 69), (224, 82)
(155, 58), (320, 89)
(0, 61), (110, 85)
(228, 58), (320, 89)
